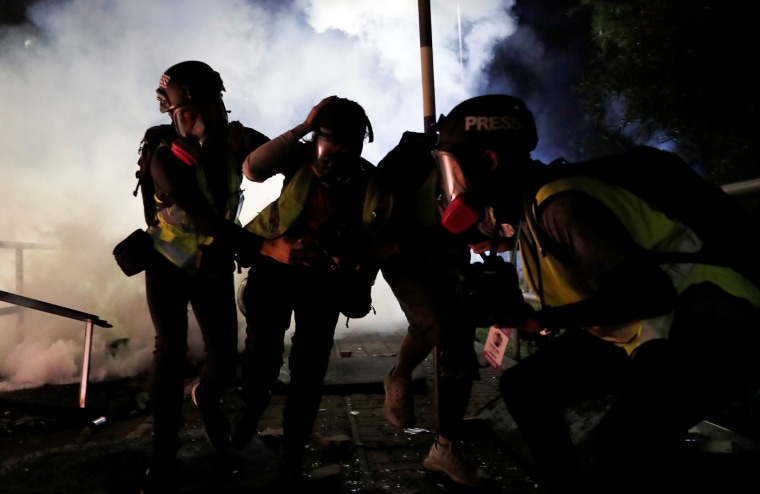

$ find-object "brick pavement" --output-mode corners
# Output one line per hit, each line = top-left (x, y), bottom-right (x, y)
(3, 328), (756, 493)
(294, 329), (542, 493)
(0, 329), (543, 494)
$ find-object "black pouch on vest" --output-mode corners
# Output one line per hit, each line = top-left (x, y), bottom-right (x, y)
(113, 229), (154, 276)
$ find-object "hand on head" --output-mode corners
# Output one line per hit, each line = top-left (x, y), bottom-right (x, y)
(304, 95), (337, 131)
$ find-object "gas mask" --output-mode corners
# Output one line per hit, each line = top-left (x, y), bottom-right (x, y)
(313, 130), (363, 184)
(433, 150), (484, 234)
(170, 106), (204, 140)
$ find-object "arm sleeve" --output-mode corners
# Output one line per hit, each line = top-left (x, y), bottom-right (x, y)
(535, 191), (678, 329)
(242, 123), (310, 182)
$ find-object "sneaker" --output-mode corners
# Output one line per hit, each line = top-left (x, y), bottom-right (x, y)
(422, 440), (487, 486)
(383, 366), (415, 427)
(191, 382), (231, 451)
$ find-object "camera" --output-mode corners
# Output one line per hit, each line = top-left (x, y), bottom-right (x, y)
(457, 254), (528, 328)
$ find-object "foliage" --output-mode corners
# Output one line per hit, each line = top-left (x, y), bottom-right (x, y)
(574, 0), (759, 202)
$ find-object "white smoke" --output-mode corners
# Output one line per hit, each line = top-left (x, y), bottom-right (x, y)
(0, 0), (516, 390)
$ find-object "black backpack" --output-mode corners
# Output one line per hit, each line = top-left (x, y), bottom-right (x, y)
(133, 122), (269, 227)
(531, 146), (760, 288)
(134, 124), (177, 226)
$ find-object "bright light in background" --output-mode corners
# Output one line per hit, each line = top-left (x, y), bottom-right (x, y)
(0, 0), (516, 390)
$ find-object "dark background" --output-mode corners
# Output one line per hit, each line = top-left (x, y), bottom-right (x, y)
(3, 0), (757, 207)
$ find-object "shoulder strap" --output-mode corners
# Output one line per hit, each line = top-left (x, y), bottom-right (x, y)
(227, 120), (244, 153)
(136, 124), (177, 226)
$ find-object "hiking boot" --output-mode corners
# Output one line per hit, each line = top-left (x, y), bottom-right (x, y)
(422, 440), (487, 486)
(191, 382), (231, 451)
(383, 366), (415, 427)
(231, 410), (259, 450)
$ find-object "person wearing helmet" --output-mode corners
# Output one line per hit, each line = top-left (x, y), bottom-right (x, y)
(232, 95), (376, 486)
(135, 61), (269, 493)
(433, 94), (760, 492)
(362, 130), (487, 486)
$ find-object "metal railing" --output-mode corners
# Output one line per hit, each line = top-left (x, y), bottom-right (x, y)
(721, 178), (760, 197)
(1, 241), (111, 408)
(0, 241), (54, 325)
(0, 290), (112, 408)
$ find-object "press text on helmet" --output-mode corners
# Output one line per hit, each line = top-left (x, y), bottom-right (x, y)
(464, 116), (523, 131)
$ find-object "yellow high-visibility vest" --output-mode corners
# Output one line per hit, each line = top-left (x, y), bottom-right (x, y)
(520, 175), (760, 353)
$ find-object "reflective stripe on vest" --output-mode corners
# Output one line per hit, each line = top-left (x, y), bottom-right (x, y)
(150, 124), (244, 271)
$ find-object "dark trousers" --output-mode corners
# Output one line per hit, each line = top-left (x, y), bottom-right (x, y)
(500, 329), (628, 492)
(500, 283), (760, 493)
(380, 251), (479, 441)
(144, 252), (239, 458)
(240, 254), (340, 465)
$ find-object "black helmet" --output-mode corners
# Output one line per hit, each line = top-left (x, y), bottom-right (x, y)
(156, 61), (226, 113)
(314, 97), (374, 145)
(436, 94), (537, 153)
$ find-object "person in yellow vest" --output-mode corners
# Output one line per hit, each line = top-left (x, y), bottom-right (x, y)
(232, 96), (375, 486)
(432, 94), (760, 493)
(137, 61), (268, 494)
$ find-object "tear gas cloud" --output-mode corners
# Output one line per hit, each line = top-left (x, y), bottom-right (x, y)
(0, 0), (517, 391)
